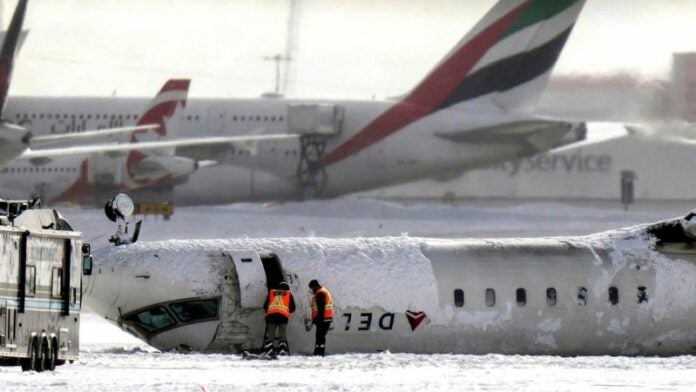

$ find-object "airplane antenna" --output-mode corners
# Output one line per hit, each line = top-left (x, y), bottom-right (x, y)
(282, 0), (301, 95)
(263, 54), (291, 95)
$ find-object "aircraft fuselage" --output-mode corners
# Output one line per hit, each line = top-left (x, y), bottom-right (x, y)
(84, 216), (696, 355)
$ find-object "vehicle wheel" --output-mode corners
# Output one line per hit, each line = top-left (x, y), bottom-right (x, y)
(34, 339), (45, 372)
(20, 339), (38, 371)
(20, 356), (31, 371)
(45, 340), (58, 371)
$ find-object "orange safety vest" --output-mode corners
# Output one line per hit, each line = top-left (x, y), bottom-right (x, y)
(267, 289), (292, 319)
(311, 287), (334, 320)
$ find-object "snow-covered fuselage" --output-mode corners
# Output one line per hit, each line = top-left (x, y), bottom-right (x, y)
(1, 96), (573, 204)
(84, 214), (696, 355)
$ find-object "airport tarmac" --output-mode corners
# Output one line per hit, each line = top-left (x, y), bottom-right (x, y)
(2, 197), (695, 391)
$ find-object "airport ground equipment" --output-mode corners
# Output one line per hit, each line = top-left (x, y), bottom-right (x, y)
(0, 198), (90, 371)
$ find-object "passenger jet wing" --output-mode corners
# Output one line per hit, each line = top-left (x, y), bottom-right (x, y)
(29, 124), (160, 147)
(18, 133), (300, 160)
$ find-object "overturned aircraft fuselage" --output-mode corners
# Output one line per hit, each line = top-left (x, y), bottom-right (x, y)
(84, 214), (696, 355)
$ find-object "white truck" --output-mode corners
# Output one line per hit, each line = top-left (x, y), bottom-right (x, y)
(0, 199), (89, 371)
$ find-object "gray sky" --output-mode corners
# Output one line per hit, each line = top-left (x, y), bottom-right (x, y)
(7, 0), (696, 98)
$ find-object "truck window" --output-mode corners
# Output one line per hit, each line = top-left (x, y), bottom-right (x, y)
(51, 267), (62, 298)
(125, 306), (176, 333)
(25, 266), (36, 297)
(169, 299), (219, 322)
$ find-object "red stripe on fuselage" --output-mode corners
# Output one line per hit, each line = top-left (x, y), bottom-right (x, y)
(322, 1), (529, 167)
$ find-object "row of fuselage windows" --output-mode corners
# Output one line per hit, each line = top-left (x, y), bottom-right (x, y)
(1, 166), (78, 174)
(452, 286), (649, 308)
(13, 113), (285, 122)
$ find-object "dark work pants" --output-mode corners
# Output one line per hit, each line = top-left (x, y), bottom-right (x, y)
(314, 321), (331, 355)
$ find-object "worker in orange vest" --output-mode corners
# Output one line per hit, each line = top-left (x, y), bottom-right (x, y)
(309, 279), (333, 356)
(262, 281), (296, 356)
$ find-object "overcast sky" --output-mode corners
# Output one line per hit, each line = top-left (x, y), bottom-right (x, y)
(7, 0), (696, 99)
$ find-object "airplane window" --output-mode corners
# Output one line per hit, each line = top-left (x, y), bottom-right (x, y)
(637, 286), (648, 304)
(453, 289), (464, 307)
(14, 114), (19, 119)
(516, 288), (526, 306)
(169, 298), (219, 322)
(577, 287), (588, 306)
(125, 306), (176, 333)
(271, 116), (276, 121)
(47, 114), (52, 119)
(241, 116), (246, 121)
(609, 286), (619, 305)
(279, 116), (284, 121)
(233, 116), (238, 121)
(263, 116), (268, 121)
(546, 287), (557, 306)
(256, 116), (261, 121)
(39, 114), (44, 119)
(485, 288), (495, 307)
(79, 114), (84, 119)
(195, 115), (200, 120)
(30, 114), (35, 119)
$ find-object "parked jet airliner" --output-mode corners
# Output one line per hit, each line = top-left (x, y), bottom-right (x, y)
(83, 209), (696, 356)
(0, 0), (195, 168)
(2, 0), (587, 204)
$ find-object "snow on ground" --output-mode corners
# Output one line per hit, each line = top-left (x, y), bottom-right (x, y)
(4, 197), (696, 391)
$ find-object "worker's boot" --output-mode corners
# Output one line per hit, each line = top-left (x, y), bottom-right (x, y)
(313, 344), (325, 356)
(277, 340), (289, 356)
(262, 338), (274, 358)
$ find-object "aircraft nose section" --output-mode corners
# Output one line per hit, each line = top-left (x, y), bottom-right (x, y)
(82, 251), (123, 322)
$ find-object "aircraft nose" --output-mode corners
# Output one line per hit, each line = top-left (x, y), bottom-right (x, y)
(82, 254), (123, 322)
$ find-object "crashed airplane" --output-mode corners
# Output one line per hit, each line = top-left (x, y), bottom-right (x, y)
(81, 207), (696, 356)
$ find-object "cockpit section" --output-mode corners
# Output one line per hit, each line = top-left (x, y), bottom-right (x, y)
(122, 297), (221, 338)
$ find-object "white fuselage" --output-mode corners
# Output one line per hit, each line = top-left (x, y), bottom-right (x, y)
(83, 218), (696, 356)
(1, 96), (569, 204)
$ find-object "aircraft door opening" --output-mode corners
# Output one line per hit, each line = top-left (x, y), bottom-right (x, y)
(207, 106), (226, 134)
(226, 251), (267, 309)
(260, 253), (284, 290)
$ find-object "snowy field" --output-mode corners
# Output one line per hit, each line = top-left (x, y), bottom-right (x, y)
(3, 197), (696, 391)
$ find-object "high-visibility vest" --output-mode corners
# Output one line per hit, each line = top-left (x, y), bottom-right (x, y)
(311, 287), (334, 320)
(267, 289), (292, 319)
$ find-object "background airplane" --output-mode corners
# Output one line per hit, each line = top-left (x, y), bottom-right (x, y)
(7, 0), (588, 205)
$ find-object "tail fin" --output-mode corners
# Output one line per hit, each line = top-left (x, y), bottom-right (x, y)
(406, 0), (585, 112)
(126, 79), (190, 187)
(0, 0), (27, 115)
(130, 79), (190, 143)
(322, 1), (585, 167)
